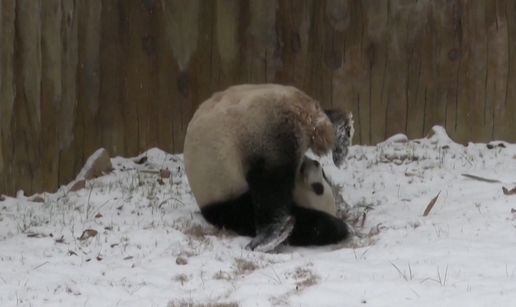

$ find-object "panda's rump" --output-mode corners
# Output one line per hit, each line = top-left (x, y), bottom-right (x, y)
(184, 114), (249, 208)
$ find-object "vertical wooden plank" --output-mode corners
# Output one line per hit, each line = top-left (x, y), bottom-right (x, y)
(235, 1), (251, 85)
(0, 0), (16, 195)
(40, 0), (62, 193)
(190, 0), (214, 110)
(149, 0), (174, 154)
(490, 0), (511, 141)
(332, 0), (366, 145)
(326, 0), (352, 113)
(318, 0), (343, 110)
(420, 2), (454, 137)
(161, 0), (200, 153)
(59, 0), (79, 186)
(304, 0), (323, 101)
(77, 0), (101, 165)
(404, 1), (429, 140)
(383, 1), (409, 139)
(362, 0), (389, 144)
(151, 0), (182, 154)
(139, 1), (159, 150)
(454, 0), (488, 142)
(442, 0), (467, 140)
(13, 0), (42, 194)
(98, 0), (126, 156)
(291, 0), (313, 90)
(505, 0), (516, 139)
(118, 0), (154, 154)
(213, 0), (239, 90)
(247, 0), (280, 84)
(274, 0), (312, 90)
(0, 0), (3, 183)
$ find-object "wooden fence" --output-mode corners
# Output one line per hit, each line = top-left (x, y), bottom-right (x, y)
(1, 0), (515, 197)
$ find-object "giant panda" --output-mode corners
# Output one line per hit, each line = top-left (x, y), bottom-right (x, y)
(183, 83), (354, 252)
(286, 155), (351, 247)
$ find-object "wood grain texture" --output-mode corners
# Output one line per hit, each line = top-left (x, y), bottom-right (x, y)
(58, 0), (79, 186)
(1, 0), (516, 196)
(40, 0), (62, 192)
(13, 0), (42, 194)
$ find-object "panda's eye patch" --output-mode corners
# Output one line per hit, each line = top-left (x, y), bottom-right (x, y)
(311, 183), (324, 195)
(313, 160), (320, 167)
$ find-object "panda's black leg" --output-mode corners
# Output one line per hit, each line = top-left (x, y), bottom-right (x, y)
(244, 159), (297, 252)
(287, 205), (352, 246)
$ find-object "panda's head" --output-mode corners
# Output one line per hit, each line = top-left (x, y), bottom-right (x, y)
(299, 158), (326, 196)
(324, 109), (354, 168)
(294, 156), (337, 217)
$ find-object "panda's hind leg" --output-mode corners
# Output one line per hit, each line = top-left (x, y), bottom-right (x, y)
(244, 157), (297, 252)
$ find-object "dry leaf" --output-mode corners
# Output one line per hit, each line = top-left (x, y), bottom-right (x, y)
(68, 250), (78, 256)
(360, 211), (367, 228)
(69, 180), (86, 192)
(160, 169), (171, 179)
(78, 229), (98, 241)
(55, 236), (65, 243)
(441, 145), (450, 149)
(97, 256), (103, 261)
(117, 205), (124, 211)
(461, 174), (501, 183)
(95, 213), (103, 218)
(423, 191), (441, 217)
(157, 178), (165, 185)
(124, 256), (133, 260)
(405, 172), (418, 177)
(176, 257), (188, 265)
(502, 186), (516, 195)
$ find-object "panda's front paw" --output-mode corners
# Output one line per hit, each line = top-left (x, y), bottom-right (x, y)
(245, 216), (295, 253)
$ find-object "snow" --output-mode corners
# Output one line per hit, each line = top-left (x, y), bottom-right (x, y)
(2, 125), (516, 307)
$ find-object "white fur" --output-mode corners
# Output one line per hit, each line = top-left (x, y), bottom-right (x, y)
(293, 156), (337, 217)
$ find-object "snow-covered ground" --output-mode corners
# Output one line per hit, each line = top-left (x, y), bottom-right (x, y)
(2, 126), (516, 307)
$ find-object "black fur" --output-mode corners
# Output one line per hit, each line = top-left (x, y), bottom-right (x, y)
(245, 158), (297, 237)
(200, 195), (350, 247)
(311, 183), (324, 195)
(199, 158), (296, 241)
(287, 205), (350, 246)
(200, 192), (256, 237)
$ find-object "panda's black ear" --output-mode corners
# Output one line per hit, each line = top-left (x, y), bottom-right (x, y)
(311, 183), (324, 195)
